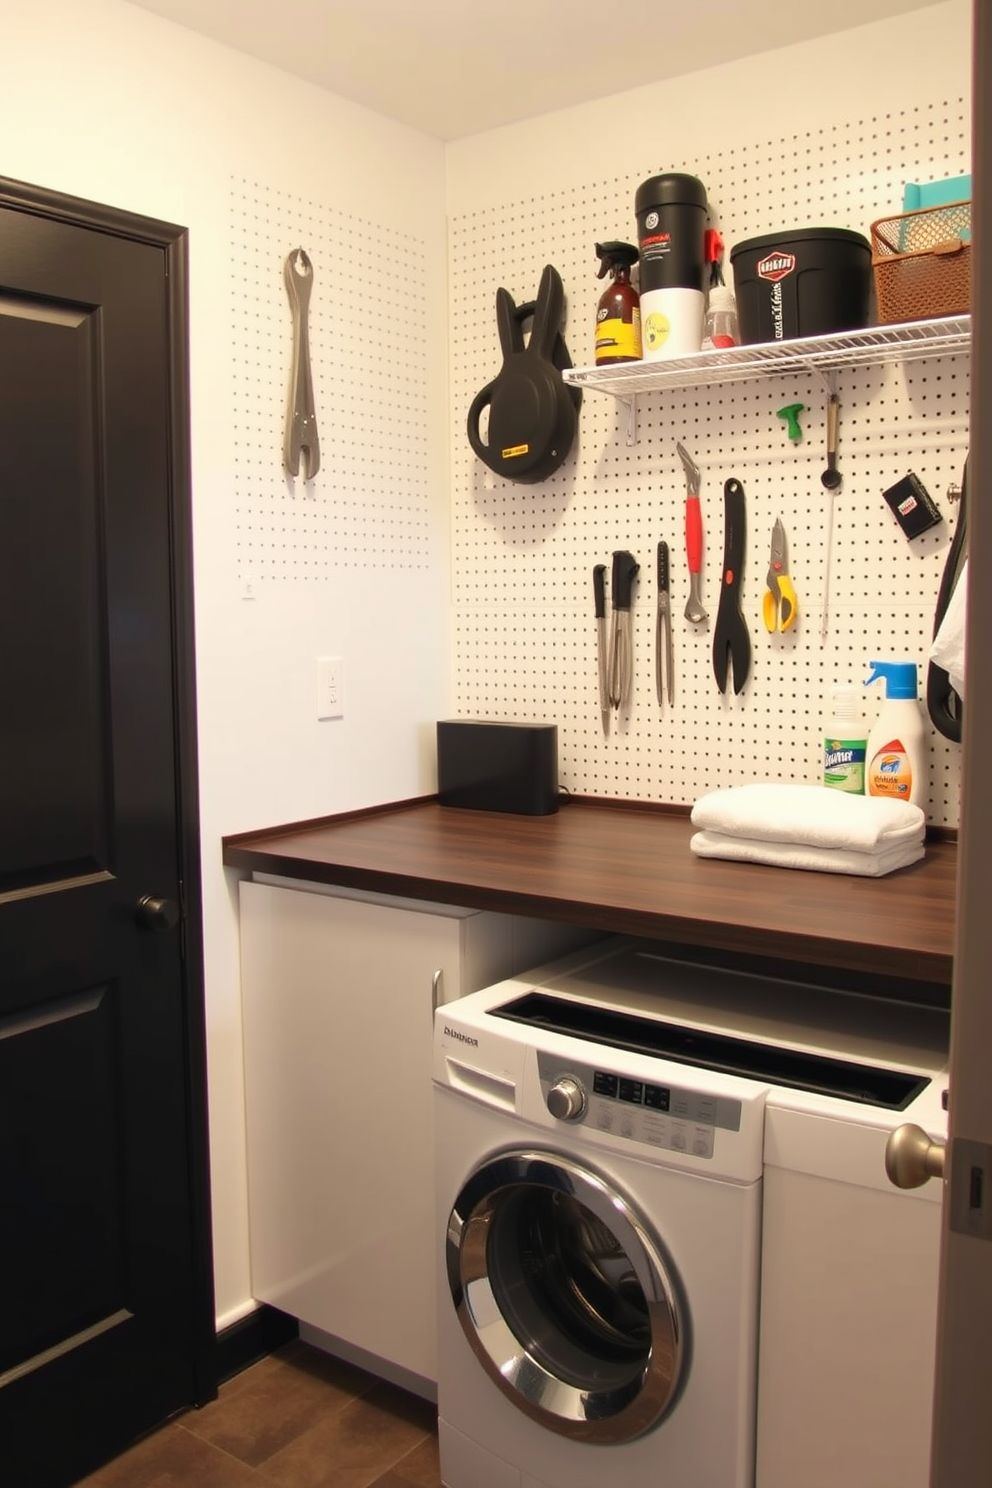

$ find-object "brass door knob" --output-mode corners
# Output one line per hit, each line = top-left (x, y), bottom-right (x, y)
(885, 1123), (946, 1189)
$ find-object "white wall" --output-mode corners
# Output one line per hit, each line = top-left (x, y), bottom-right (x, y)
(446, 4), (971, 206)
(2, 0), (449, 1326)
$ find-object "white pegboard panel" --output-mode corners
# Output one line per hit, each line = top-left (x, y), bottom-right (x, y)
(449, 101), (969, 828)
(230, 177), (431, 579)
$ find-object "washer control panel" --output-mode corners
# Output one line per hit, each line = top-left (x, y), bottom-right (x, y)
(538, 1051), (741, 1159)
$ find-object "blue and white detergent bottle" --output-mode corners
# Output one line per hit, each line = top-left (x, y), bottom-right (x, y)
(864, 660), (927, 808)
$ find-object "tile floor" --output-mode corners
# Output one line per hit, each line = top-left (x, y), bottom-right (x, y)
(76, 1339), (442, 1488)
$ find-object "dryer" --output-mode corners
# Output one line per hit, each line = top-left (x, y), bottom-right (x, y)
(432, 936), (949, 1488)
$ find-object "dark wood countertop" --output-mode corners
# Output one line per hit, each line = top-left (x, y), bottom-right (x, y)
(223, 797), (956, 992)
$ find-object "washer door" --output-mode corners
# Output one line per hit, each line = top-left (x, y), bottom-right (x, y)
(445, 1149), (686, 1444)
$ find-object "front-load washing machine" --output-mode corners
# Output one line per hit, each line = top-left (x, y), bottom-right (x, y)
(432, 935), (950, 1488)
(433, 939), (769, 1488)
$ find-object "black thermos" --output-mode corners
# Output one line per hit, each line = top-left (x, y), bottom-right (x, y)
(634, 172), (708, 358)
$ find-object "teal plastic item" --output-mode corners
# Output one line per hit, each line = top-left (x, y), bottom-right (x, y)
(866, 660), (918, 700)
(902, 175), (971, 211)
(901, 177), (972, 249)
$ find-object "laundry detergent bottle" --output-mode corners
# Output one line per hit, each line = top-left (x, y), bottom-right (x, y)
(864, 660), (927, 808)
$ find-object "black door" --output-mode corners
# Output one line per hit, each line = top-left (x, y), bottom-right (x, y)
(0, 179), (213, 1487)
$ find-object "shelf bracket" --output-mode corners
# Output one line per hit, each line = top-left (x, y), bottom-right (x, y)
(620, 393), (637, 446)
(807, 362), (835, 396)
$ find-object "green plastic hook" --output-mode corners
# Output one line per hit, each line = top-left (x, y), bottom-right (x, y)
(777, 402), (805, 442)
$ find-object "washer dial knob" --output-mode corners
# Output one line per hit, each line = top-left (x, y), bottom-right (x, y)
(547, 1076), (587, 1122)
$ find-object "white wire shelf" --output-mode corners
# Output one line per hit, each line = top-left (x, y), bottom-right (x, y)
(562, 315), (970, 397)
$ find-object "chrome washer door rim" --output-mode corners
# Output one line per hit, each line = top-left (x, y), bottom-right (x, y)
(446, 1149), (685, 1444)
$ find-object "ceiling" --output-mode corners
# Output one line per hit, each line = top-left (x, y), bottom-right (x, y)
(126, 0), (944, 141)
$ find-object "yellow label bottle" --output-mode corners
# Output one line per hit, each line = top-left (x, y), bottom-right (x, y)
(594, 241), (642, 365)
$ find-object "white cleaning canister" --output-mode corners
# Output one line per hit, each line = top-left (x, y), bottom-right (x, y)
(864, 660), (927, 808)
(823, 684), (867, 793)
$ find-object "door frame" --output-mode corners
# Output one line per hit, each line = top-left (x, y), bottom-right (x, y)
(0, 173), (216, 1406)
(929, 7), (992, 1482)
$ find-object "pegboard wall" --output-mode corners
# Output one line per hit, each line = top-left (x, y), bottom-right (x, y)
(449, 100), (970, 828)
(230, 177), (432, 577)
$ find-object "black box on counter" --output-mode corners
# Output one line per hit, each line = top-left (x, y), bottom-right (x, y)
(436, 720), (559, 815)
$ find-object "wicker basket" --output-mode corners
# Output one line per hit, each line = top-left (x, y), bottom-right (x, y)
(870, 200), (971, 324)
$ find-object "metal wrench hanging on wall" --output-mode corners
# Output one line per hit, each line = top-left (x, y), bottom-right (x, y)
(284, 248), (320, 479)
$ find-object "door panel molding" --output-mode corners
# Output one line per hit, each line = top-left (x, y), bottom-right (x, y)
(0, 1309), (133, 1392)
(0, 869), (114, 907)
(0, 293), (89, 327)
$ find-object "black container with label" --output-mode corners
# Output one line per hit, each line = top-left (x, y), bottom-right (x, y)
(634, 172), (708, 358)
(730, 227), (872, 343)
(634, 172), (708, 292)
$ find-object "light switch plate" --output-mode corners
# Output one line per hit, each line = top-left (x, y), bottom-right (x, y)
(316, 656), (344, 720)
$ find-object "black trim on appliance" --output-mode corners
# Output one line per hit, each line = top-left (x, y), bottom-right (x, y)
(215, 1306), (299, 1387)
(620, 937), (951, 1010)
(492, 992), (929, 1110)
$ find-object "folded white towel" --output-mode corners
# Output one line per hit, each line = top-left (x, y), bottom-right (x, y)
(690, 783), (925, 852)
(690, 830), (925, 877)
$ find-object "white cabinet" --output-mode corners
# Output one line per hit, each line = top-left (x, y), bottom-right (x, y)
(756, 1109), (944, 1488)
(238, 877), (599, 1389)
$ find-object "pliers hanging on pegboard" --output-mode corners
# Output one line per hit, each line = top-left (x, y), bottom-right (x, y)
(284, 248), (320, 479)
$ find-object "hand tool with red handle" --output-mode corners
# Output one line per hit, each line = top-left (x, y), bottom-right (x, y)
(677, 441), (707, 624)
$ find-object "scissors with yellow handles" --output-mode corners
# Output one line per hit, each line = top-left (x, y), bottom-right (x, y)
(763, 518), (798, 632)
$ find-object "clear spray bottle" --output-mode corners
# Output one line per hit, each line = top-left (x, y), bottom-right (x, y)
(702, 283), (740, 350)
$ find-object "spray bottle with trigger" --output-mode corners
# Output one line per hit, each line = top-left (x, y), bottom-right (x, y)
(702, 228), (740, 350)
(594, 241), (641, 365)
